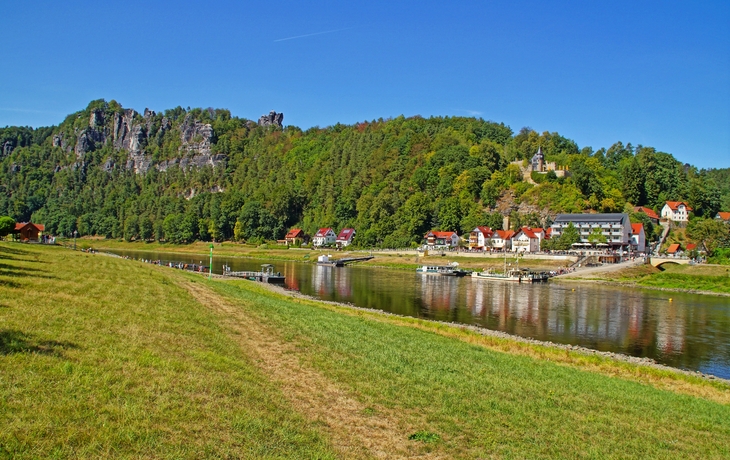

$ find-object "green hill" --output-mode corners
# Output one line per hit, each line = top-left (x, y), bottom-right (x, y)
(0, 99), (726, 246)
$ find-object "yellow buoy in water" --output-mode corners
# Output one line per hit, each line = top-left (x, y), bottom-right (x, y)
(669, 298), (673, 302)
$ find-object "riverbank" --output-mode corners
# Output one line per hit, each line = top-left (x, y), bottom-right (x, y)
(560, 263), (730, 296)
(249, 279), (730, 385)
(3, 242), (730, 458)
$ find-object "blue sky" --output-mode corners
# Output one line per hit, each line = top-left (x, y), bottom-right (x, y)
(1, 1), (728, 168)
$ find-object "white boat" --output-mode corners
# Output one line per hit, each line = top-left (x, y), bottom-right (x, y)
(416, 262), (469, 277)
(471, 268), (548, 283)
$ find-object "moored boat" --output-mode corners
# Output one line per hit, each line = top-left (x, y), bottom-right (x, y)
(471, 268), (549, 283)
(416, 263), (469, 277)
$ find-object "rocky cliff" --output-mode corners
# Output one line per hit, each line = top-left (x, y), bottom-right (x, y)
(68, 103), (225, 174)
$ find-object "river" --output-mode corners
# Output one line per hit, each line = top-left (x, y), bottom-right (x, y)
(110, 249), (730, 379)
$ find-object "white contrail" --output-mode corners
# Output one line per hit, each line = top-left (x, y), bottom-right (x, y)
(273, 27), (354, 42)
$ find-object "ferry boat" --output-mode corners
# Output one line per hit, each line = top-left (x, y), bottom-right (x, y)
(416, 263), (469, 277)
(471, 268), (549, 283)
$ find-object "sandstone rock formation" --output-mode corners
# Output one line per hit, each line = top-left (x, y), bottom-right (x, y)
(258, 110), (283, 127)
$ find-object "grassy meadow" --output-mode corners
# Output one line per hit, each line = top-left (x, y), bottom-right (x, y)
(593, 263), (730, 294)
(2, 242), (730, 458)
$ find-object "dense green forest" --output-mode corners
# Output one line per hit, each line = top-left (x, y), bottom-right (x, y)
(1, 99), (728, 247)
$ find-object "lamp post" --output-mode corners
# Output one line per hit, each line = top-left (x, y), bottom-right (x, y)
(73, 230), (78, 251)
(209, 243), (214, 280)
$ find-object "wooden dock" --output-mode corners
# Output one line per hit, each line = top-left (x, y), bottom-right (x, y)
(317, 256), (374, 267)
(224, 264), (285, 283)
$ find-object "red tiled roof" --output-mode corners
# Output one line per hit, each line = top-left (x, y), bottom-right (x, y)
(14, 222), (45, 231)
(634, 206), (659, 220)
(427, 231), (457, 239)
(631, 223), (644, 235)
(314, 228), (333, 237)
(666, 201), (693, 211)
(545, 228), (553, 238)
(717, 212), (730, 221)
(336, 228), (355, 240)
(473, 226), (493, 237)
(285, 228), (304, 239)
(514, 227), (538, 239)
(686, 243), (697, 251)
(494, 230), (514, 240)
(666, 243), (681, 254)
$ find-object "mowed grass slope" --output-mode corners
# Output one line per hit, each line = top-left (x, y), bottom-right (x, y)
(0, 243), (336, 459)
(211, 281), (730, 459)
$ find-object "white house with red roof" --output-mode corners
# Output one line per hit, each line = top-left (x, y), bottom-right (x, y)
(490, 230), (514, 251)
(336, 228), (356, 247)
(511, 227), (541, 253)
(661, 201), (692, 222)
(468, 226), (493, 249)
(630, 223), (646, 253)
(313, 228), (336, 247)
(424, 231), (460, 248)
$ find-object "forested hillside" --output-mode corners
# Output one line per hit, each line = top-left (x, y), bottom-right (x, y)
(1, 100), (727, 247)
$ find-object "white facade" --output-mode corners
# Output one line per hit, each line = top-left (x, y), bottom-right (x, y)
(661, 202), (692, 222)
(511, 229), (540, 253)
(630, 224), (646, 253)
(313, 228), (337, 247)
(551, 213), (631, 247)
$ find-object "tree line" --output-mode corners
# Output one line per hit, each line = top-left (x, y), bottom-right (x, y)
(1, 100), (728, 250)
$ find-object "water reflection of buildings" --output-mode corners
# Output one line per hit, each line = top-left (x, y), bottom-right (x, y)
(655, 305), (685, 355)
(418, 276), (460, 312)
(463, 282), (687, 357)
(310, 265), (352, 299)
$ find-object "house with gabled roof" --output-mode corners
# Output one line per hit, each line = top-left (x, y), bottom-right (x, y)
(716, 212), (730, 223)
(661, 201), (692, 222)
(630, 223), (646, 253)
(490, 230), (514, 251)
(666, 243), (682, 256)
(14, 222), (45, 241)
(511, 227), (540, 253)
(424, 231), (460, 248)
(336, 228), (356, 248)
(284, 228), (307, 246)
(313, 228), (336, 247)
(468, 226), (493, 249)
(633, 206), (660, 224)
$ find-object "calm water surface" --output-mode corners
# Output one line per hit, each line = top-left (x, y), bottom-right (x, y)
(112, 250), (730, 379)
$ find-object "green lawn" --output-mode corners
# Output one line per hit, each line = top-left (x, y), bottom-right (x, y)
(2, 242), (730, 459)
(211, 280), (730, 459)
(0, 243), (336, 459)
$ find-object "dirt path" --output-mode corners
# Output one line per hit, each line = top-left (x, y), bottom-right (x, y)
(179, 279), (438, 459)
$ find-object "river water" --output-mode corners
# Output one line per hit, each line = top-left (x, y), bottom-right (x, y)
(111, 250), (730, 379)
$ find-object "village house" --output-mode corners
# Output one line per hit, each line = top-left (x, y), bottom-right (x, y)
(661, 201), (692, 223)
(490, 229), (514, 251)
(284, 228), (307, 246)
(511, 227), (541, 253)
(424, 231), (460, 249)
(468, 226), (493, 250)
(630, 223), (646, 253)
(312, 228), (336, 247)
(633, 206), (660, 225)
(551, 213), (632, 249)
(336, 228), (356, 248)
(666, 243), (682, 256)
(14, 222), (45, 242)
(715, 212), (730, 223)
